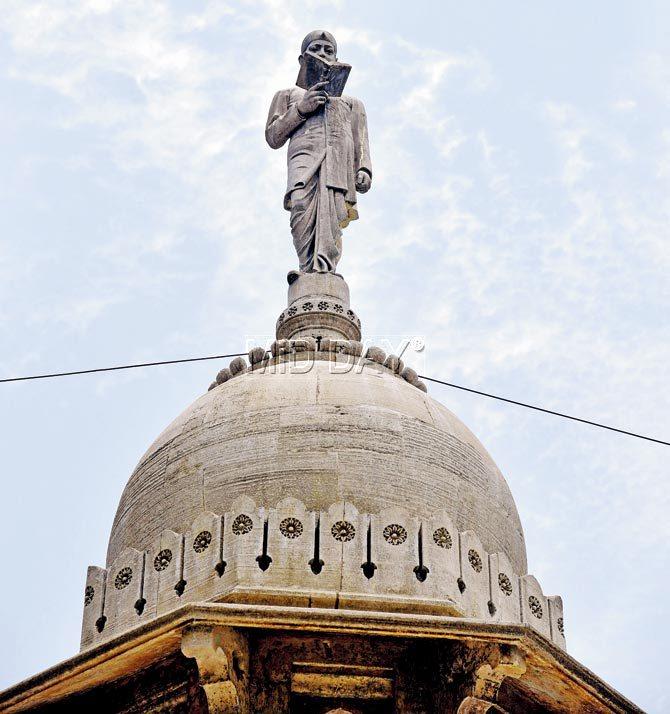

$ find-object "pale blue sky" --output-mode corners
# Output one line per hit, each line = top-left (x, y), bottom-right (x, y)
(1, 2), (669, 711)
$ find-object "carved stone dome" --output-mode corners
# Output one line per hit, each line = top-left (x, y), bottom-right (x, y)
(107, 357), (527, 574)
(82, 351), (570, 655)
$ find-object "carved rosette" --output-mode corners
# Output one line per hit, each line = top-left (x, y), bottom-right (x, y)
(276, 272), (362, 342)
(81, 499), (565, 655)
(276, 300), (361, 342)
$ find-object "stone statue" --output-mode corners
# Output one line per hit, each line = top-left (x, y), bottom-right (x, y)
(266, 30), (372, 280)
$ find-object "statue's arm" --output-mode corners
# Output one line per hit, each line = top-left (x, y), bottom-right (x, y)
(265, 90), (306, 149)
(351, 98), (372, 177)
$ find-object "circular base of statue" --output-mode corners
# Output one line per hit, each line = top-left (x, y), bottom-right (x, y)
(276, 271), (361, 341)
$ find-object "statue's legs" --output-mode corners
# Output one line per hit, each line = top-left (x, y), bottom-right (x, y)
(289, 169), (346, 273)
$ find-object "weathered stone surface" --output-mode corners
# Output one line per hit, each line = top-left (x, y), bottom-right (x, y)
(488, 551), (521, 624)
(319, 338), (362, 356)
(457, 697), (507, 713)
(288, 271), (350, 305)
(401, 366), (418, 385)
(291, 337), (317, 353)
(108, 362), (527, 576)
(384, 354), (404, 374)
(104, 547), (146, 636)
(181, 625), (249, 713)
(183, 511), (222, 602)
(5, 604), (644, 714)
(271, 339), (290, 357)
(457, 531), (491, 619)
(80, 566), (107, 650)
(88, 495), (569, 648)
(520, 575), (551, 640)
(150, 528), (184, 616)
(229, 357), (247, 376)
(364, 346), (386, 364)
(547, 595), (567, 649)
(277, 271), (361, 341)
(216, 368), (232, 384)
(248, 347), (267, 365)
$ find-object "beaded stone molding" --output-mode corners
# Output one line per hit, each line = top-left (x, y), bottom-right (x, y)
(80, 497), (565, 653)
(207, 343), (428, 394)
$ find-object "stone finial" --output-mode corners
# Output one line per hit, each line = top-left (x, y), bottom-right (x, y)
(292, 337), (317, 353)
(401, 366), (419, 385)
(271, 339), (290, 357)
(229, 357), (246, 376)
(216, 368), (232, 384)
(365, 346), (386, 364)
(384, 354), (404, 374)
(248, 347), (267, 365)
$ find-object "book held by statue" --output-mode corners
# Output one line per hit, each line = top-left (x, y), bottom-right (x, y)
(296, 51), (351, 97)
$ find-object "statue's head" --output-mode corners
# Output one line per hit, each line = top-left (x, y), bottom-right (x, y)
(299, 30), (337, 63)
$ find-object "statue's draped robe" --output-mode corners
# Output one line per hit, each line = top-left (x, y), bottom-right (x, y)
(266, 87), (372, 273)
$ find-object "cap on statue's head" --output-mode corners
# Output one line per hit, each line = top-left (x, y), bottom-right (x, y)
(300, 30), (337, 56)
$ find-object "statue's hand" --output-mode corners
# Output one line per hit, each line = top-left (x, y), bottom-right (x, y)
(355, 170), (372, 193)
(297, 81), (329, 116)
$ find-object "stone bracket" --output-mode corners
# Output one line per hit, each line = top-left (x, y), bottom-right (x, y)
(181, 625), (249, 713)
(457, 697), (508, 714)
(454, 645), (526, 713)
(473, 646), (526, 701)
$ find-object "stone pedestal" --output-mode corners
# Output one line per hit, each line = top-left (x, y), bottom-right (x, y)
(276, 273), (361, 341)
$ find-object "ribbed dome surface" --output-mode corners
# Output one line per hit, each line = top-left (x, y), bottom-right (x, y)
(107, 359), (527, 574)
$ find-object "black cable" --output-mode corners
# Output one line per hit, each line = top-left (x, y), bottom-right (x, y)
(0, 353), (246, 384)
(420, 374), (669, 447)
(0, 353), (666, 446)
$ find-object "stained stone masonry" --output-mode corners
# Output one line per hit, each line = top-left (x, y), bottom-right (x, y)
(81, 497), (564, 653)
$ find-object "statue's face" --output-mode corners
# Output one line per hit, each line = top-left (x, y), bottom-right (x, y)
(305, 39), (336, 62)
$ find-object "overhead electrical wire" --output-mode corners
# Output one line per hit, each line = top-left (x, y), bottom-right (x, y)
(0, 353), (246, 384)
(419, 375), (668, 447)
(0, 351), (666, 446)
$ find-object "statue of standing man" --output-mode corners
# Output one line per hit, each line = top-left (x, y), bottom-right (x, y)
(266, 31), (372, 280)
